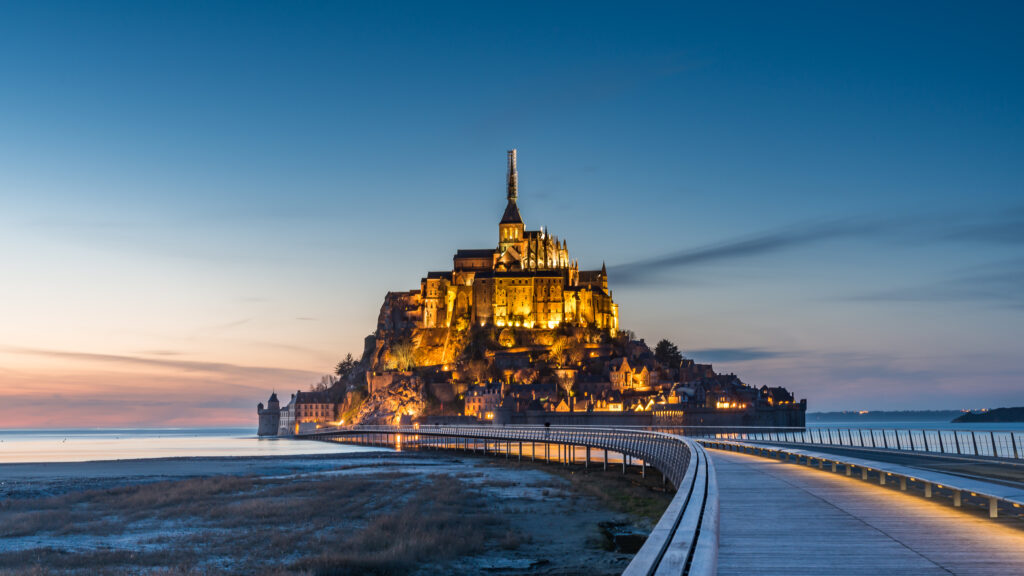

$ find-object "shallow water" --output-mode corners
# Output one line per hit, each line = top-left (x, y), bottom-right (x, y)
(0, 428), (375, 464)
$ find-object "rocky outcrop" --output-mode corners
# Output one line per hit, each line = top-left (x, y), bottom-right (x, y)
(353, 374), (427, 425)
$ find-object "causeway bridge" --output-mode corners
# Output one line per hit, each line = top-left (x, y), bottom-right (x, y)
(301, 425), (1024, 575)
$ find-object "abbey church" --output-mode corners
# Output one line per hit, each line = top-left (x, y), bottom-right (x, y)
(418, 150), (619, 332)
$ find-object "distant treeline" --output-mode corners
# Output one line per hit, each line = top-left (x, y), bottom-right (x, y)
(808, 410), (966, 423)
(953, 407), (1024, 423)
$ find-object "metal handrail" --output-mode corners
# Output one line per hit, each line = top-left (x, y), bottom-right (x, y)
(651, 426), (1024, 460)
(301, 425), (717, 576)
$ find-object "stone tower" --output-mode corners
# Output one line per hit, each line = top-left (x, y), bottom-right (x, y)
(257, 392), (281, 436)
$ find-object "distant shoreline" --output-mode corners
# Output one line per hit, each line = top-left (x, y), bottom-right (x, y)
(809, 409), (974, 423)
(953, 407), (1024, 424)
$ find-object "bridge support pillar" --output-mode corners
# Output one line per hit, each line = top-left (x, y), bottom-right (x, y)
(953, 490), (962, 507)
(642, 460), (646, 478)
(585, 447), (590, 469)
(900, 477), (907, 491)
(925, 482), (932, 498)
(989, 497), (999, 518)
(623, 454), (627, 475)
(846, 464), (852, 477)
(831, 462), (837, 472)
(861, 468), (869, 480)
(604, 449), (608, 471)
(518, 442), (522, 461)
(879, 473), (886, 486)
(545, 443), (549, 463)
(818, 458), (823, 469)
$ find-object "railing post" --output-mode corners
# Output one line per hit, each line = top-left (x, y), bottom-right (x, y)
(990, 431), (997, 458)
(1013, 434), (1021, 460)
(971, 432), (979, 456)
(954, 431), (962, 454)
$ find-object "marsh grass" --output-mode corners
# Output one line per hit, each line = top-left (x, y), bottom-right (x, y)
(0, 472), (505, 576)
(485, 460), (673, 525)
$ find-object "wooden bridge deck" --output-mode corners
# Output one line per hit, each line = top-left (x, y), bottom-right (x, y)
(711, 449), (1024, 576)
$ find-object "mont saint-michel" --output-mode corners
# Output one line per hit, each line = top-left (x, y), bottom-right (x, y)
(258, 150), (805, 435)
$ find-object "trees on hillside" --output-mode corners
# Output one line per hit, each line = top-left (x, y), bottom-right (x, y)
(654, 339), (683, 367)
(335, 353), (357, 380)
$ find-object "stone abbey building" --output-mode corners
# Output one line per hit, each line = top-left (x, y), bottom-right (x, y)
(418, 150), (618, 333)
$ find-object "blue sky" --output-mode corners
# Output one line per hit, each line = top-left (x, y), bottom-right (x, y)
(1, 2), (1022, 426)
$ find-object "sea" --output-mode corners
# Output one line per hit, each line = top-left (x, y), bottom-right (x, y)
(2, 419), (1021, 465)
(0, 427), (374, 464)
(807, 420), (1023, 431)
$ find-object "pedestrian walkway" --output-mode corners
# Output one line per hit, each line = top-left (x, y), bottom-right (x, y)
(710, 449), (1024, 575)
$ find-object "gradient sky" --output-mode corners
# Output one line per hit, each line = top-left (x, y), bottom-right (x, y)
(2, 2), (1022, 427)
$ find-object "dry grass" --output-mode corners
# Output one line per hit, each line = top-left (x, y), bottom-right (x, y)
(485, 459), (673, 525)
(0, 472), (504, 576)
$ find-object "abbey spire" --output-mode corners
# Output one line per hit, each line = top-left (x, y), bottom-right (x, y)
(500, 149), (523, 225)
(507, 148), (518, 200)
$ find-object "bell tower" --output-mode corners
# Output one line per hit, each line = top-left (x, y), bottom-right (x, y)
(498, 149), (525, 258)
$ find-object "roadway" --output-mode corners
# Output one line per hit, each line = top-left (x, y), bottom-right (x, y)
(710, 449), (1024, 576)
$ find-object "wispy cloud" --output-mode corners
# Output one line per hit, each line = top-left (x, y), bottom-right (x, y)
(608, 210), (1024, 312)
(941, 208), (1024, 245)
(3, 347), (320, 385)
(610, 218), (885, 285)
(686, 347), (791, 363)
(850, 259), (1024, 309)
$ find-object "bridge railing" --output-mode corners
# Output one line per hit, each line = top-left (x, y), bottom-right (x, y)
(302, 424), (717, 576)
(701, 438), (1024, 519)
(650, 426), (1024, 460)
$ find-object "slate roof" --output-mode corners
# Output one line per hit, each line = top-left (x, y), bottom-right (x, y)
(500, 199), (523, 224)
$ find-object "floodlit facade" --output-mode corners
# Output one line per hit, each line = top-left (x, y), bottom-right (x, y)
(417, 150), (618, 333)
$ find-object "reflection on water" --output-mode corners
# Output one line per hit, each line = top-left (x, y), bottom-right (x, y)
(0, 428), (376, 464)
